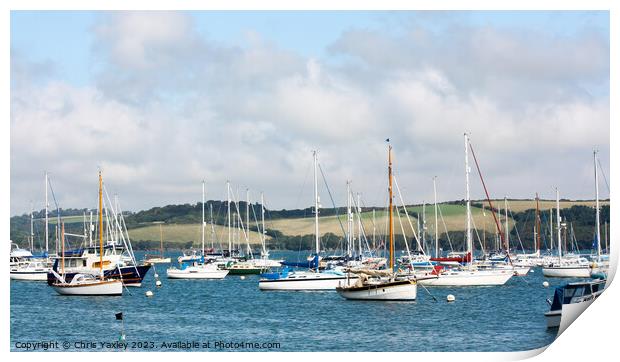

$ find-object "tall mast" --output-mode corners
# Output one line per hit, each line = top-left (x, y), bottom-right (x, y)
(89, 211), (93, 247)
(388, 143), (394, 271)
(202, 180), (206, 255)
(433, 176), (438, 257)
(422, 202), (426, 252)
(98, 170), (104, 278)
(44, 172), (49, 253)
(504, 197), (509, 253)
(246, 189), (251, 256)
(594, 150), (601, 260)
(227, 181), (231, 255)
(372, 209), (376, 251)
(535, 193), (541, 257)
(556, 188), (562, 263)
(210, 204), (215, 249)
(313, 151), (320, 257)
(464, 133), (472, 260)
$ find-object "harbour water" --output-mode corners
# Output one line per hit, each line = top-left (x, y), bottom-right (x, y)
(11, 251), (570, 352)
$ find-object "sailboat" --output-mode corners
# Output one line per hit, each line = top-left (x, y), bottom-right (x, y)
(166, 181), (229, 279)
(542, 188), (591, 278)
(336, 142), (417, 301)
(418, 134), (513, 286)
(50, 171), (123, 296)
(259, 151), (356, 291)
(144, 223), (171, 264)
(589, 150), (609, 277)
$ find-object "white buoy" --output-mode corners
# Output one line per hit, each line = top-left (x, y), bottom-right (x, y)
(154, 273), (159, 278)
(145, 290), (154, 297)
(240, 275), (246, 280)
(156, 280), (162, 287)
(543, 281), (549, 288)
(447, 294), (455, 302)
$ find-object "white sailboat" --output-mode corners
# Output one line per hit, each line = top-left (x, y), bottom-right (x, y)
(144, 223), (171, 264)
(167, 180), (229, 279)
(542, 188), (591, 278)
(419, 134), (513, 287)
(259, 151), (356, 291)
(51, 171), (123, 296)
(337, 142), (417, 300)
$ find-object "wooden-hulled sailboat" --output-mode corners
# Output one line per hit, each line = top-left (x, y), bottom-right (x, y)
(166, 180), (229, 279)
(51, 171), (123, 296)
(336, 142), (417, 301)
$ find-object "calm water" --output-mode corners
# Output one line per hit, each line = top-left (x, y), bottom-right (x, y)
(11, 251), (568, 352)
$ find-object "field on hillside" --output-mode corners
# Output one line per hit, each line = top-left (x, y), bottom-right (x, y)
(128, 223), (267, 245)
(483, 199), (609, 212)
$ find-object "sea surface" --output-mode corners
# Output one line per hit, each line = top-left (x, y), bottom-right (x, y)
(10, 251), (581, 352)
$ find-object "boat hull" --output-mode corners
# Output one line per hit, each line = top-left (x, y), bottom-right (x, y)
(10, 270), (49, 281)
(418, 270), (513, 286)
(336, 280), (417, 301)
(259, 274), (355, 291)
(545, 293), (599, 334)
(51, 279), (123, 296)
(47, 264), (152, 287)
(542, 266), (591, 278)
(166, 267), (229, 279)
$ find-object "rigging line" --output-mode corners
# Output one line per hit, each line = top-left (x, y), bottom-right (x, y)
(349, 187), (373, 256)
(437, 204), (454, 252)
(317, 163), (348, 238)
(597, 158), (610, 194)
(469, 214), (485, 252)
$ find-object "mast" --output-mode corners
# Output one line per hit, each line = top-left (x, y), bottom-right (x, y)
(202, 180), (206, 255)
(313, 151), (320, 259)
(44, 172), (49, 253)
(372, 209), (376, 251)
(556, 188), (562, 264)
(210, 204), (215, 250)
(227, 181), (231, 256)
(464, 133), (472, 261)
(98, 170), (104, 278)
(504, 197), (509, 254)
(594, 150), (601, 261)
(422, 202), (426, 253)
(433, 176), (438, 257)
(388, 143), (394, 271)
(246, 189), (251, 256)
(89, 211), (93, 247)
(160, 223), (164, 257)
(535, 193), (541, 257)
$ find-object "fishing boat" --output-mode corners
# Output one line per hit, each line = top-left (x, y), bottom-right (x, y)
(419, 134), (513, 287)
(51, 171), (123, 296)
(166, 181), (229, 279)
(542, 189), (591, 278)
(336, 142), (417, 301)
(545, 278), (605, 333)
(144, 223), (171, 264)
(259, 151), (356, 291)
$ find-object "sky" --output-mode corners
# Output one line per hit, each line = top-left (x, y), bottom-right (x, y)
(10, 11), (610, 216)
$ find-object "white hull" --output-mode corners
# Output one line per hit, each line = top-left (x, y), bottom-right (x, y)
(52, 280), (123, 296)
(10, 271), (49, 281)
(542, 266), (591, 278)
(145, 257), (171, 264)
(166, 266), (229, 279)
(418, 269), (513, 286)
(259, 273), (355, 291)
(513, 266), (531, 276)
(337, 280), (417, 301)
